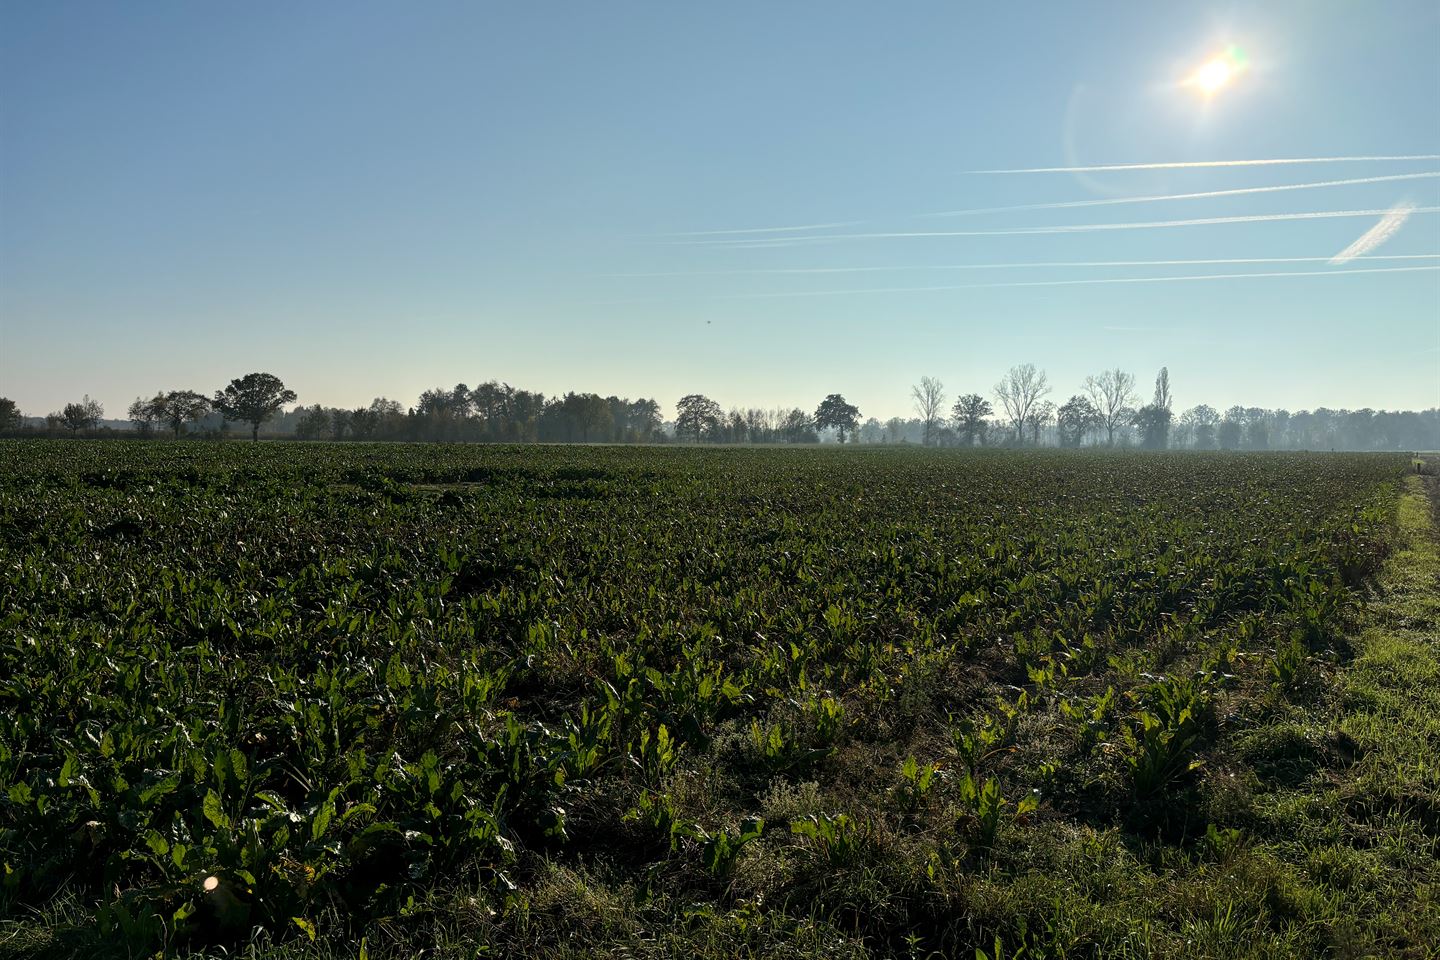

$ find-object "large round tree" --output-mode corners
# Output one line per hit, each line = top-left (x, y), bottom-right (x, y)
(814, 394), (860, 444)
(675, 394), (721, 443)
(213, 373), (297, 442)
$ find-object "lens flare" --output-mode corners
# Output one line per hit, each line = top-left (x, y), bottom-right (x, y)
(1187, 46), (1249, 96)
(1195, 59), (1232, 92)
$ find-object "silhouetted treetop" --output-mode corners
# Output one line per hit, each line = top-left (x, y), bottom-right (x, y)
(213, 373), (297, 443)
(675, 394), (722, 444)
(814, 394), (860, 444)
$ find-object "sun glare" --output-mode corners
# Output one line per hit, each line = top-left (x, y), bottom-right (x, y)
(1195, 59), (1232, 93)
(1187, 45), (1249, 97)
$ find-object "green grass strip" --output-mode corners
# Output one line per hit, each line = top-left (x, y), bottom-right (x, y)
(1321, 475), (1440, 950)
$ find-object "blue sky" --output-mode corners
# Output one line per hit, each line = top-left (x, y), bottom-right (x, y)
(2, 1), (1437, 420)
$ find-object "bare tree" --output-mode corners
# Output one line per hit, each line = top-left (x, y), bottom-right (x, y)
(742, 408), (768, 443)
(911, 377), (946, 446)
(1084, 368), (1137, 446)
(1029, 400), (1056, 446)
(994, 364), (1050, 443)
(724, 407), (746, 443)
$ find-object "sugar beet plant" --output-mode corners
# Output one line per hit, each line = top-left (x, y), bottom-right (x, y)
(0, 441), (1403, 955)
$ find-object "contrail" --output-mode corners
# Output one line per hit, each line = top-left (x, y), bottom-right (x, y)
(655, 221), (864, 237)
(598, 253), (1440, 278)
(1330, 201), (1417, 264)
(927, 172), (1440, 217)
(647, 172), (1440, 239)
(973, 155), (1440, 174)
(715, 265), (1440, 299)
(670, 207), (1440, 245)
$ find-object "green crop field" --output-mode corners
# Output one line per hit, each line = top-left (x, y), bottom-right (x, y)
(2, 442), (1437, 959)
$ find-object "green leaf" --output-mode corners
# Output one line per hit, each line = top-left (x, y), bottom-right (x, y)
(144, 831), (170, 856)
(340, 802), (377, 825)
(253, 791), (289, 812)
(386, 654), (412, 690)
(202, 789), (229, 830)
(229, 748), (249, 784)
(312, 790), (338, 841)
(293, 916), (317, 941)
(140, 774), (180, 805)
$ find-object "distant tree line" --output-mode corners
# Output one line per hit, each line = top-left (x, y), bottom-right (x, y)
(400, 384), (665, 443)
(0, 376), (670, 445)
(1, 366), (1435, 451)
(893, 364), (1438, 451)
(671, 393), (862, 445)
(3, 374), (306, 443)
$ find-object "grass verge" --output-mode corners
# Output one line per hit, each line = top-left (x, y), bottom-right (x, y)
(1226, 473), (1440, 959)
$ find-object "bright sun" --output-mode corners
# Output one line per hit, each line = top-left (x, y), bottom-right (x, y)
(1187, 46), (1249, 97)
(1194, 58), (1233, 93)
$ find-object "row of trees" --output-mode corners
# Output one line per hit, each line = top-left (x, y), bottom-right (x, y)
(672, 393), (862, 444)
(405, 384), (664, 444)
(128, 379), (670, 445)
(903, 365), (1439, 451)
(0, 378), (659, 445)
(3, 369), (1436, 450)
(5, 379), (868, 447)
(4, 374), (299, 442)
(860, 404), (1440, 451)
(281, 388), (864, 446)
(302, 386), (667, 444)
(909, 364), (1178, 449)
(123, 374), (298, 442)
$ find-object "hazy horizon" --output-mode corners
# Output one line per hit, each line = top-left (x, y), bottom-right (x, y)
(3, 3), (1438, 419)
